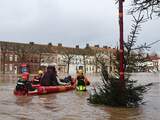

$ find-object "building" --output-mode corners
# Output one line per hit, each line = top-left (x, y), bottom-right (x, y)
(0, 41), (116, 74)
(89, 45), (117, 73)
(0, 41), (57, 74)
(145, 54), (160, 72)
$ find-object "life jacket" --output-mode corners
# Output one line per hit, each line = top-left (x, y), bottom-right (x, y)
(76, 85), (86, 91)
(77, 76), (85, 86)
(77, 75), (90, 86)
(16, 78), (28, 95)
(16, 77), (35, 93)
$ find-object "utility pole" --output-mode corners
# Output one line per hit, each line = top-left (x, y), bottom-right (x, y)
(119, 0), (125, 82)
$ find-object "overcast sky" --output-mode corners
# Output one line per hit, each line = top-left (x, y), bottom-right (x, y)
(0, 0), (160, 53)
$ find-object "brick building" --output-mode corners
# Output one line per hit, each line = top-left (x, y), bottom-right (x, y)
(0, 41), (116, 74)
(0, 41), (57, 74)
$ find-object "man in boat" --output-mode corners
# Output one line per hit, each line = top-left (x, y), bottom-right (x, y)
(15, 72), (36, 93)
(59, 75), (75, 85)
(76, 69), (90, 91)
(32, 70), (44, 85)
(77, 70), (90, 85)
(40, 66), (68, 86)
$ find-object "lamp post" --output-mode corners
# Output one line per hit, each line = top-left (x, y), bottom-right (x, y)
(119, 0), (124, 82)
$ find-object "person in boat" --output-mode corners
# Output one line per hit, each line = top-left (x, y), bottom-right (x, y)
(76, 70), (86, 91)
(60, 75), (75, 85)
(40, 65), (68, 86)
(15, 72), (36, 93)
(32, 70), (44, 85)
(76, 69), (90, 86)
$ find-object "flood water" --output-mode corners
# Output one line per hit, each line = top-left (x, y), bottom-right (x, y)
(0, 73), (160, 120)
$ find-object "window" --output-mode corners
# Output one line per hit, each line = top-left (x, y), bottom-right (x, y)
(9, 64), (13, 71)
(58, 58), (60, 63)
(5, 64), (8, 72)
(86, 67), (88, 72)
(5, 54), (9, 61)
(88, 60), (90, 64)
(92, 67), (94, 71)
(9, 55), (13, 61)
(15, 55), (18, 61)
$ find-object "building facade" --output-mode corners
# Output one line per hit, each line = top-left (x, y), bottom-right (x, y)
(0, 41), (57, 74)
(0, 41), (116, 74)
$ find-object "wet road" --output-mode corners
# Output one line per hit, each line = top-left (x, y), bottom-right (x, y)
(0, 73), (160, 120)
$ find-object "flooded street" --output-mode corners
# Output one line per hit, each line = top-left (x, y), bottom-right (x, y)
(0, 73), (160, 120)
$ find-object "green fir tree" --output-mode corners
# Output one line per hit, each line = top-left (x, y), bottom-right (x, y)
(89, 12), (152, 107)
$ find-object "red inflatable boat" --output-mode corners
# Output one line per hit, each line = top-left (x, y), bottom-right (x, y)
(14, 81), (76, 96)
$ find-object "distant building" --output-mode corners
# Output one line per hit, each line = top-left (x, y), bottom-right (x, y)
(0, 41), (116, 74)
(89, 45), (117, 74)
(145, 54), (160, 72)
(0, 41), (57, 74)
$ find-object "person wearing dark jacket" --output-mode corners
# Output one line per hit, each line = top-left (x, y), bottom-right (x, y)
(40, 66), (59, 86)
(16, 72), (36, 92)
(41, 65), (69, 86)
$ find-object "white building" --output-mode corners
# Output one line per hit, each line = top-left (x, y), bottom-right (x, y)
(56, 44), (116, 75)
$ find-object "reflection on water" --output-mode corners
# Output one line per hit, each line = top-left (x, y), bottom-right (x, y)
(0, 73), (160, 120)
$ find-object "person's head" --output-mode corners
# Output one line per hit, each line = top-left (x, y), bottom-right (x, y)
(38, 70), (43, 76)
(47, 65), (57, 74)
(77, 69), (83, 76)
(67, 75), (72, 80)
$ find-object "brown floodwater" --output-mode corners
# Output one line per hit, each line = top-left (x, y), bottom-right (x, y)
(0, 73), (160, 120)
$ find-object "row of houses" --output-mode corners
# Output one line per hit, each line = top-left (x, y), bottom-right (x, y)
(144, 54), (160, 72)
(0, 41), (117, 74)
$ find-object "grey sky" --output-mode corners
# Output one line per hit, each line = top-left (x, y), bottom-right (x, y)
(0, 0), (160, 53)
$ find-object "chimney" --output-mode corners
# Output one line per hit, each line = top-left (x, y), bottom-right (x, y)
(103, 45), (108, 49)
(29, 42), (34, 45)
(48, 42), (52, 46)
(94, 45), (99, 48)
(86, 43), (89, 48)
(76, 45), (79, 49)
(58, 43), (62, 47)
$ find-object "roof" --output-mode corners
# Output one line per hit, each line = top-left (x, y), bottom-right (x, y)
(0, 41), (116, 56)
(53, 45), (95, 56)
(0, 41), (57, 54)
(146, 54), (160, 61)
(89, 46), (117, 54)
